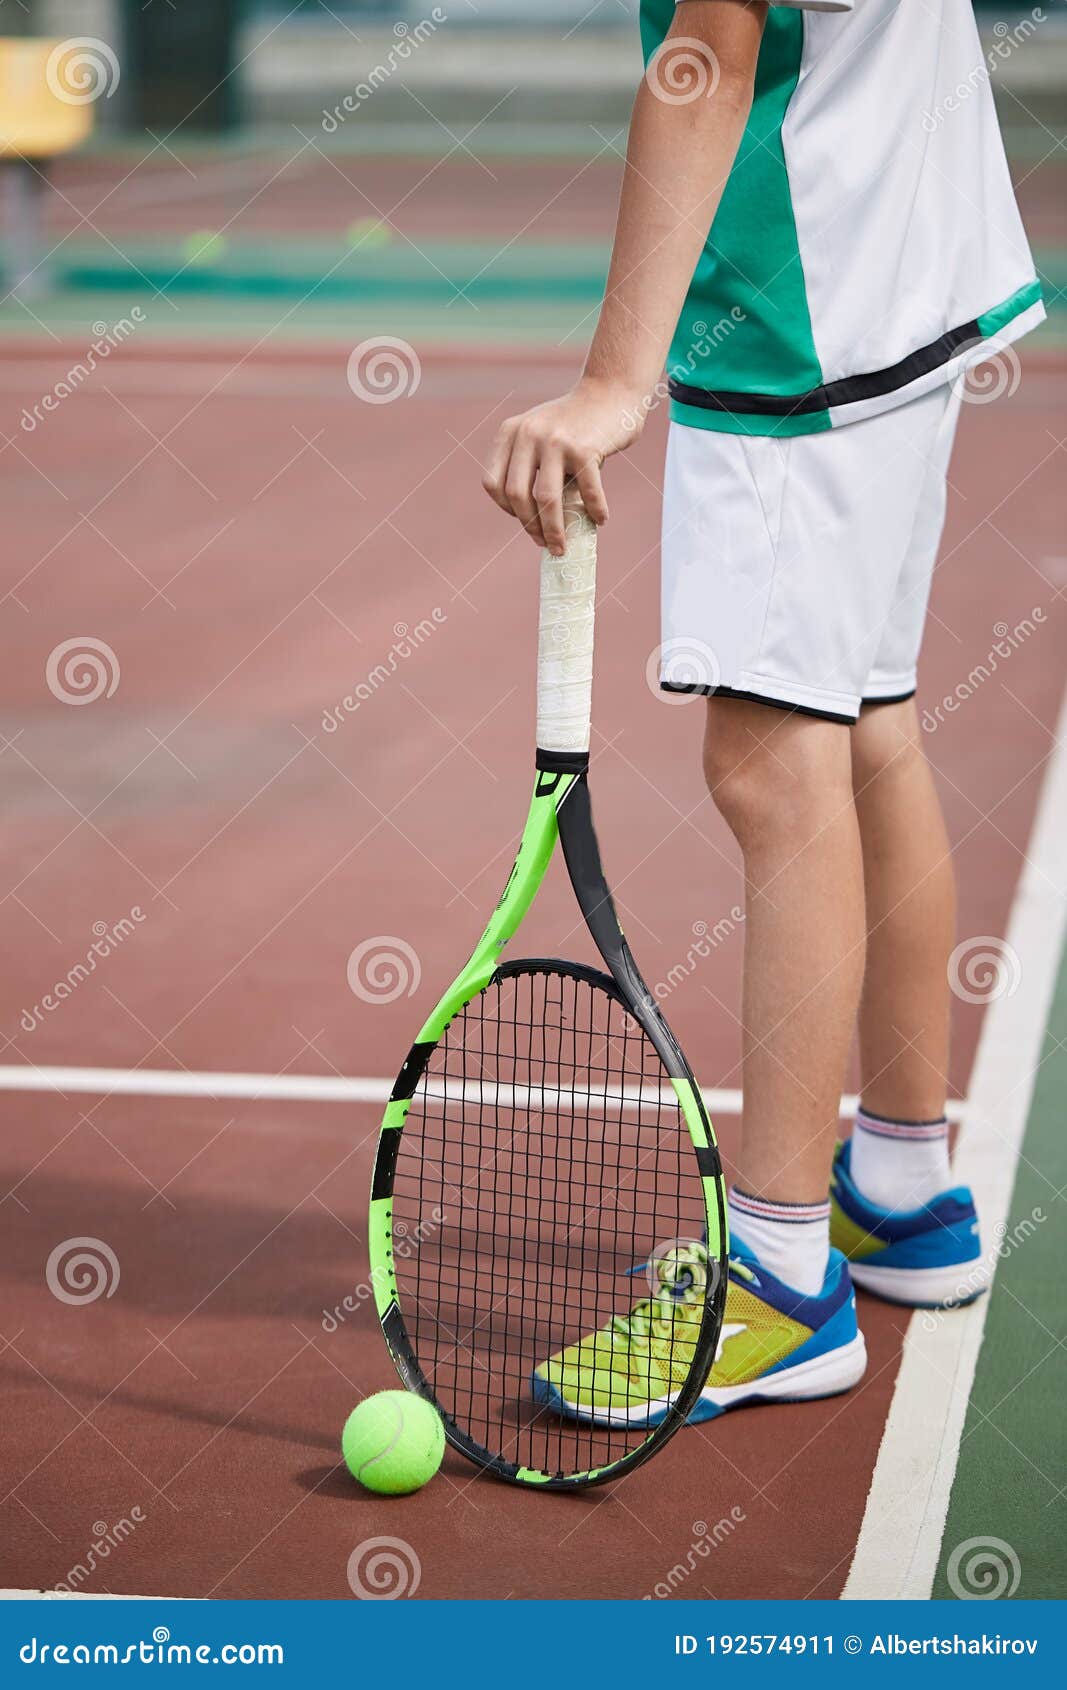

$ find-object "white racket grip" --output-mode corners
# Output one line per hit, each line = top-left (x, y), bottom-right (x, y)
(536, 495), (597, 757)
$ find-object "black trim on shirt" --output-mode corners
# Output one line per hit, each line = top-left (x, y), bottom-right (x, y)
(668, 317), (982, 418)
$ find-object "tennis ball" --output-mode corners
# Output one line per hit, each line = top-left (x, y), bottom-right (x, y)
(342, 1391), (444, 1495)
(182, 230), (226, 266)
(346, 217), (392, 250)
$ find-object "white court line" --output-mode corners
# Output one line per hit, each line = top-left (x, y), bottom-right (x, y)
(0, 1590), (175, 1601)
(0, 1064), (967, 1122)
(842, 682), (1067, 1600)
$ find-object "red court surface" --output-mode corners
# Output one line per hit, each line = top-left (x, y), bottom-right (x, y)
(37, 152), (629, 244)
(31, 145), (1067, 248)
(1, 338), (1064, 1598)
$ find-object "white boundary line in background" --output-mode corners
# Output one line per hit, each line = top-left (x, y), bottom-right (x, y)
(0, 1591), (173, 1601)
(843, 684), (1067, 1600)
(0, 1066), (966, 1122)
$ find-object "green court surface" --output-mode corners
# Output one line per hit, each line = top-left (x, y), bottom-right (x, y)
(933, 936), (1067, 1601)
(13, 238), (1067, 305)
(54, 238), (610, 303)
(1, 236), (1064, 349)
(0, 288), (596, 347)
(0, 109), (1063, 347)
(0, 241), (607, 347)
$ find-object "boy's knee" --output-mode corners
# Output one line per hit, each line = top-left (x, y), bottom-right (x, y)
(703, 732), (775, 840)
(703, 697), (852, 844)
(851, 698), (922, 791)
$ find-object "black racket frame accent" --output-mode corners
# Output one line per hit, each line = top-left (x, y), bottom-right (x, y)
(371, 769), (728, 1488)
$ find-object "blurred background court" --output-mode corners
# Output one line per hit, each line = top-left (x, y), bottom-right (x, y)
(1, 1), (1064, 1602)
(1, 1), (1065, 345)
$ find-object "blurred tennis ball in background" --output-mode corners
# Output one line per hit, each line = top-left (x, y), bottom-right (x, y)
(342, 1391), (444, 1495)
(182, 230), (227, 266)
(346, 217), (393, 250)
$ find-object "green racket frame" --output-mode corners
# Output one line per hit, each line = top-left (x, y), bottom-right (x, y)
(368, 757), (728, 1489)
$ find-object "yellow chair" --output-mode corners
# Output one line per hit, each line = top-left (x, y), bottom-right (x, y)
(0, 37), (97, 297)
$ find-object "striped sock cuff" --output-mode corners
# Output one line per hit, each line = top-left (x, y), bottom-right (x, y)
(855, 1105), (948, 1143)
(729, 1186), (831, 1225)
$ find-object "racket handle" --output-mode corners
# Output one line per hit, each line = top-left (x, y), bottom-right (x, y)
(536, 489), (597, 758)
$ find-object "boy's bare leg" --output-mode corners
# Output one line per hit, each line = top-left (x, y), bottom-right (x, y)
(844, 698), (956, 1209)
(850, 698), (955, 1122)
(704, 697), (866, 1205)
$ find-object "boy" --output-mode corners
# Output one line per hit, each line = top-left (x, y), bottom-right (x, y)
(484, 1), (1042, 1417)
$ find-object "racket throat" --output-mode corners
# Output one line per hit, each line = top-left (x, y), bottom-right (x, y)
(555, 770), (704, 1096)
(418, 766), (577, 1037)
(555, 771), (645, 991)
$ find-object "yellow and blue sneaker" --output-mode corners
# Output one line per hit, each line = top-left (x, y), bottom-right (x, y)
(830, 1139), (983, 1308)
(531, 1241), (866, 1426)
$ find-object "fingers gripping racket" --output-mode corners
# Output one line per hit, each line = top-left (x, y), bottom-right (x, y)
(369, 494), (727, 1489)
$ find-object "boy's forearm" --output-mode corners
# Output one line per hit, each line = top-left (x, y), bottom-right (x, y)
(482, 4), (765, 551)
(584, 9), (764, 403)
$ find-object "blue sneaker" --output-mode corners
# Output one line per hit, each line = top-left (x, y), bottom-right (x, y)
(531, 1241), (866, 1426)
(830, 1139), (984, 1308)
(686, 1244), (867, 1421)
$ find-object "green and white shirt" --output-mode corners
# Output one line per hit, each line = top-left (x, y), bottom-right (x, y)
(640, 0), (1045, 435)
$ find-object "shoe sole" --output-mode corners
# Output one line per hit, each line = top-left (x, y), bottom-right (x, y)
(529, 1372), (677, 1429)
(531, 1332), (868, 1428)
(688, 1332), (868, 1421)
(848, 1258), (987, 1308)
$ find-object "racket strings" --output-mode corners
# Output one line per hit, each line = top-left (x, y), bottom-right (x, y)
(391, 966), (710, 1480)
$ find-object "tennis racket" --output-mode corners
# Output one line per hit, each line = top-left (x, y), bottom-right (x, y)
(369, 491), (727, 1489)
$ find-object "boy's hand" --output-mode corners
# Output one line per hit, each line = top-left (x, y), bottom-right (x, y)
(482, 377), (644, 555)
(482, 1), (763, 556)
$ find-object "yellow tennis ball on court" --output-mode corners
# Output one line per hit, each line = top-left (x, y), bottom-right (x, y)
(182, 230), (226, 266)
(346, 217), (392, 250)
(342, 1391), (444, 1495)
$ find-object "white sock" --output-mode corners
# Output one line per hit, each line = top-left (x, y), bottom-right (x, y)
(728, 1187), (830, 1296)
(849, 1105), (952, 1211)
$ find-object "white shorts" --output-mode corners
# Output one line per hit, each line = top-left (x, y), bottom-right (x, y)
(659, 382), (962, 724)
